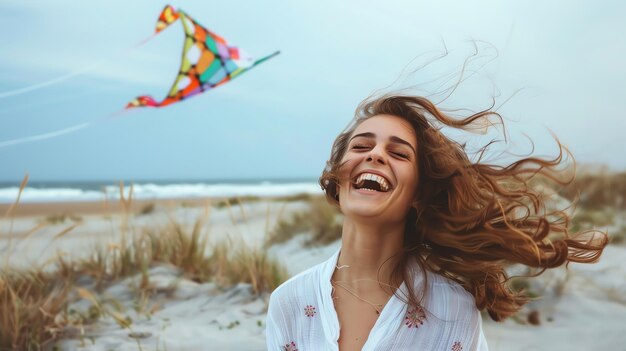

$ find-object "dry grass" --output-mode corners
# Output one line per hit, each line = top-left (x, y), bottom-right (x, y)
(213, 193), (314, 210)
(40, 213), (83, 225)
(0, 177), (289, 350)
(210, 240), (290, 295)
(0, 270), (70, 350)
(265, 196), (342, 247)
(526, 169), (622, 245)
(214, 196), (261, 209)
(265, 211), (311, 246)
(570, 208), (615, 233)
(272, 193), (314, 203)
(1, 216), (289, 350)
(557, 171), (626, 210)
(138, 203), (156, 216)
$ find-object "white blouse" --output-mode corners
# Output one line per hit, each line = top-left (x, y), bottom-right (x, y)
(266, 249), (489, 351)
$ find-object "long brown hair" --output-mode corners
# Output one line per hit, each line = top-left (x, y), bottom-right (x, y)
(319, 94), (609, 322)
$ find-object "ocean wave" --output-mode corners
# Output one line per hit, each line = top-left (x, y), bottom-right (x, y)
(0, 182), (323, 203)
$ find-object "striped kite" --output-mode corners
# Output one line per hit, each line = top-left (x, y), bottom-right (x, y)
(126, 5), (279, 108)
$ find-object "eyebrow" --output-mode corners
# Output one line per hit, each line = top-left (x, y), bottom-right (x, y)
(349, 132), (417, 155)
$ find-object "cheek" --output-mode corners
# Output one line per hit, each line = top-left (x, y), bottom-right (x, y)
(337, 155), (361, 183)
(398, 167), (419, 193)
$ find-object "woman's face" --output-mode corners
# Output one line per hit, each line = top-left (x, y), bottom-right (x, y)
(337, 114), (419, 223)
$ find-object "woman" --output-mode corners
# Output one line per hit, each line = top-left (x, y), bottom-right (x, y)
(266, 95), (608, 351)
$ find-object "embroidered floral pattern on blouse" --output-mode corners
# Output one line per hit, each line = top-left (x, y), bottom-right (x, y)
(283, 341), (298, 351)
(451, 341), (463, 351)
(304, 304), (317, 317)
(404, 306), (426, 328)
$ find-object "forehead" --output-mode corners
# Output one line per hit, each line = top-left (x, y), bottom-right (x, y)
(352, 114), (417, 147)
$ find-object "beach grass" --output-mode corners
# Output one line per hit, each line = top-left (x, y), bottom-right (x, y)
(213, 192), (314, 210)
(1, 169), (623, 349)
(0, 269), (70, 350)
(570, 208), (615, 233)
(265, 196), (342, 247)
(1, 217), (289, 350)
(0, 178), (290, 351)
(556, 171), (626, 210)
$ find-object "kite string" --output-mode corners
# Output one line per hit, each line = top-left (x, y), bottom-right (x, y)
(0, 109), (129, 149)
(0, 33), (158, 100)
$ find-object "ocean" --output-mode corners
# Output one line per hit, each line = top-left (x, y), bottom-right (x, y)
(0, 179), (322, 203)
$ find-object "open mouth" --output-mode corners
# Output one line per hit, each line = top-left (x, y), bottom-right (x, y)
(351, 172), (392, 193)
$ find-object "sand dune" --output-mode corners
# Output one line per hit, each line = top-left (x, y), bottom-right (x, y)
(1, 198), (624, 350)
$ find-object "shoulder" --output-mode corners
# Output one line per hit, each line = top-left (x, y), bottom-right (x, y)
(269, 260), (325, 306)
(432, 272), (476, 303)
(425, 272), (489, 350)
(418, 269), (480, 318)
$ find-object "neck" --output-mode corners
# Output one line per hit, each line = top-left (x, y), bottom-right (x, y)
(334, 217), (405, 294)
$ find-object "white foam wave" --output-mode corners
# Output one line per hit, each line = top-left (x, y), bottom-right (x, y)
(0, 182), (323, 203)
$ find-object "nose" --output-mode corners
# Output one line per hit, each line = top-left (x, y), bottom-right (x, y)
(366, 145), (387, 165)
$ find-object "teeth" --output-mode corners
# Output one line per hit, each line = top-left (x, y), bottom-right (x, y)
(380, 177), (389, 191)
(354, 172), (390, 192)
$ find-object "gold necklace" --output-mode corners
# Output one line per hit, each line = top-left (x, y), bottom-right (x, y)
(331, 279), (385, 315)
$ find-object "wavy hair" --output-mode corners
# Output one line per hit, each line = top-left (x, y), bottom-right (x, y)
(319, 94), (609, 321)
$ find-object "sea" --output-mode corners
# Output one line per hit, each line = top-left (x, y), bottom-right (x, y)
(0, 179), (323, 203)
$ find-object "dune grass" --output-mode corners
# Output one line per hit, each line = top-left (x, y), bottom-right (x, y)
(526, 170), (622, 245)
(0, 178), (289, 351)
(265, 196), (342, 247)
(213, 193), (314, 210)
(138, 203), (156, 216)
(569, 208), (615, 233)
(4, 168), (623, 349)
(0, 270), (70, 350)
(556, 171), (626, 210)
(1, 220), (289, 350)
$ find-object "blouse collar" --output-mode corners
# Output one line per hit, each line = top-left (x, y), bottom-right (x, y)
(318, 248), (410, 349)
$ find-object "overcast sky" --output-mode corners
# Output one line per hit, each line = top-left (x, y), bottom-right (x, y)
(1, 0), (624, 182)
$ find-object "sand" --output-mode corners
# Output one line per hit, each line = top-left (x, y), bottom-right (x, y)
(1, 197), (624, 350)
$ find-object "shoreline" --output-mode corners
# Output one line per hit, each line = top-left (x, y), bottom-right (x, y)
(0, 198), (216, 218)
(0, 194), (313, 218)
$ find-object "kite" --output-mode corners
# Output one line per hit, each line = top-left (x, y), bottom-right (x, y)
(126, 5), (279, 109)
(0, 5), (279, 148)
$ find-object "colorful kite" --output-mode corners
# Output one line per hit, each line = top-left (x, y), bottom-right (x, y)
(126, 5), (279, 109)
(0, 5), (279, 148)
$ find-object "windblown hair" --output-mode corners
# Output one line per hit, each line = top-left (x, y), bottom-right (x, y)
(319, 94), (609, 322)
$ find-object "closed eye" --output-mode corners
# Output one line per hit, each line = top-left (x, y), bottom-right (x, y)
(352, 144), (410, 159)
(392, 151), (410, 159)
(352, 145), (370, 150)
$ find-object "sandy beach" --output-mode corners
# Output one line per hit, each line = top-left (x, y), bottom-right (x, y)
(1, 195), (625, 351)
(0, 198), (213, 218)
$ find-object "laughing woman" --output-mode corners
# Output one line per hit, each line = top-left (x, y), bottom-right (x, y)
(266, 95), (608, 351)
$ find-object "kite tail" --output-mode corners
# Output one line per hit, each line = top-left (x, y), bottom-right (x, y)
(0, 35), (158, 100)
(0, 110), (127, 149)
(252, 50), (281, 67)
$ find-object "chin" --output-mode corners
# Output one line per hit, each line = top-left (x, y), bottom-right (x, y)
(343, 206), (384, 219)
(340, 188), (392, 219)
(340, 185), (413, 223)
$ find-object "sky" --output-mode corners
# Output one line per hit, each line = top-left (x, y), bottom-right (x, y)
(1, 0), (624, 182)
